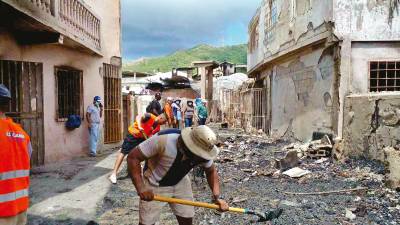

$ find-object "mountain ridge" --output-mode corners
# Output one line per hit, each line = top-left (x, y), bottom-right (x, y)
(123, 44), (247, 73)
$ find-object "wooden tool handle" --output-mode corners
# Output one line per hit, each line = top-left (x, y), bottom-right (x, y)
(153, 195), (246, 214)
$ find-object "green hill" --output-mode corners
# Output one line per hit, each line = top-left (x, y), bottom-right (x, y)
(123, 44), (247, 73)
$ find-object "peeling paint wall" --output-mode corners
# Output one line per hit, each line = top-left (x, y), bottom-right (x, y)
(334, 0), (400, 40)
(270, 47), (336, 141)
(248, 0), (333, 73)
(343, 93), (400, 161)
(248, 9), (265, 70)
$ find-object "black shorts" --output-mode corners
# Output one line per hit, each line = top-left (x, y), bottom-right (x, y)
(121, 134), (145, 155)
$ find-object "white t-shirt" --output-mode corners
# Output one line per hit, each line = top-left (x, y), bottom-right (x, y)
(138, 130), (213, 186)
(87, 104), (101, 123)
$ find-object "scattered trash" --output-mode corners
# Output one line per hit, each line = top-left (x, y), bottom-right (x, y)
(232, 197), (248, 204)
(282, 167), (311, 178)
(314, 158), (329, 164)
(279, 200), (300, 207)
(345, 208), (357, 220)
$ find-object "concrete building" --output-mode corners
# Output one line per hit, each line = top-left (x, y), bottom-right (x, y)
(0, 0), (122, 165)
(192, 61), (219, 101)
(247, 0), (400, 159)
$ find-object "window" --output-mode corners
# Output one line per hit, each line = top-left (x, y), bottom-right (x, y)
(265, 0), (277, 42)
(249, 15), (259, 53)
(55, 67), (83, 120)
(369, 61), (400, 92)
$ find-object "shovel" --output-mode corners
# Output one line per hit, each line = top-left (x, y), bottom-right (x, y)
(153, 195), (283, 222)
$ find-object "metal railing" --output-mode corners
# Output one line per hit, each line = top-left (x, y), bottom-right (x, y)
(217, 86), (268, 134)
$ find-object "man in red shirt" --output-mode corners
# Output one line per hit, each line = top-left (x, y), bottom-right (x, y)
(109, 113), (166, 184)
(0, 84), (31, 225)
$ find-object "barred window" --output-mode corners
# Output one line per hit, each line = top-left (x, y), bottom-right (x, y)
(369, 61), (400, 92)
(55, 67), (83, 120)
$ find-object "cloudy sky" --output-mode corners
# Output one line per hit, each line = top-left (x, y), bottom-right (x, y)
(122, 0), (262, 60)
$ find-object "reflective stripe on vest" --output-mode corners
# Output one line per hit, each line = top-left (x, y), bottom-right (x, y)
(0, 189), (29, 203)
(0, 170), (30, 181)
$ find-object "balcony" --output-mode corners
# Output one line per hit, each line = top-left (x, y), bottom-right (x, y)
(0, 0), (101, 55)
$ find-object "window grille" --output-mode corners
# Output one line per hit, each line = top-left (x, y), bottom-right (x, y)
(55, 67), (83, 120)
(369, 61), (400, 92)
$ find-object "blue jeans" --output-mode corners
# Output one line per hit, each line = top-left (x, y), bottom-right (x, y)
(89, 123), (100, 156)
(198, 118), (206, 125)
(185, 118), (193, 127)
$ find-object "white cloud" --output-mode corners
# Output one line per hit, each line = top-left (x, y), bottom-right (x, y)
(122, 0), (262, 59)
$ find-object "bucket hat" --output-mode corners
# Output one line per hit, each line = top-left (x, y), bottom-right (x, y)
(181, 125), (219, 160)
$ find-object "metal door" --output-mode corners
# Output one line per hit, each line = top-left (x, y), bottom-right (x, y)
(0, 60), (44, 166)
(103, 63), (122, 143)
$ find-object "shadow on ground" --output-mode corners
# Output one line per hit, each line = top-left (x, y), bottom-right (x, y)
(28, 214), (99, 225)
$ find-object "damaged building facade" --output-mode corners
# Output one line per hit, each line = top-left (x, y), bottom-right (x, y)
(0, 0), (122, 165)
(247, 0), (400, 160)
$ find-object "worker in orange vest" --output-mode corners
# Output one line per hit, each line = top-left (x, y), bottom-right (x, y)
(0, 84), (32, 225)
(109, 113), (166, 184)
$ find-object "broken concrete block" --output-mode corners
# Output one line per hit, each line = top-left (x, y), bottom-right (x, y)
(384, 146), (400, 189)
(275, 150), (299, 171)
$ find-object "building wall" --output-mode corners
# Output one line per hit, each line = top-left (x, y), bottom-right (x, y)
(0, 0), (121, 163)
(269, 46), (336, 141)
(351, 42), (400, 94)
(248, 0), (333, 73)
(333, 0), (400, 40)
(248, 8), (264, 71)
(343, 93), (400, 161)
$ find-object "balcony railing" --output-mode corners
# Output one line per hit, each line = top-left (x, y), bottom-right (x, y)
(59, 0), (101, 50)
(2, 0), (101, 54)
(29, 0), (52, 15)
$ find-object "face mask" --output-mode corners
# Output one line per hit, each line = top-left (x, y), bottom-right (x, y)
(95, 102), (100, 107)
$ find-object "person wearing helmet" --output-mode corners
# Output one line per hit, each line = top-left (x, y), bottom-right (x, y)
(127, 126), (229, 225)
(86, 96), (103, 157)
(0, 84), (32, 225)
(109, 113), (166, 184)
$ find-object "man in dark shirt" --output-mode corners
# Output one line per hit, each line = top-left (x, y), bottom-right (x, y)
(147, 93), (162, 116)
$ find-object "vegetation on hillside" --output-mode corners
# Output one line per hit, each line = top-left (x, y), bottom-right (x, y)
(123, 44), (247, 73)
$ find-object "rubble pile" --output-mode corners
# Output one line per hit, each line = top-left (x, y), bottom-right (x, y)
(191, 126), (400, 225)
(94, 126), (400, 224)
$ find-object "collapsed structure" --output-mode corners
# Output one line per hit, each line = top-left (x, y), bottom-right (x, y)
(216, 0), (400, 187)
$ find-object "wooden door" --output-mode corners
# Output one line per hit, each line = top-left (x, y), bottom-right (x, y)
(0, 60), (45, 166)
(103, 63), (122, 143)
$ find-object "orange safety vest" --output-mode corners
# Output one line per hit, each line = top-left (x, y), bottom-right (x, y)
(0, 118), (31, 217)
(128, 114), (159, 138)
(164, 103), (174, 120)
